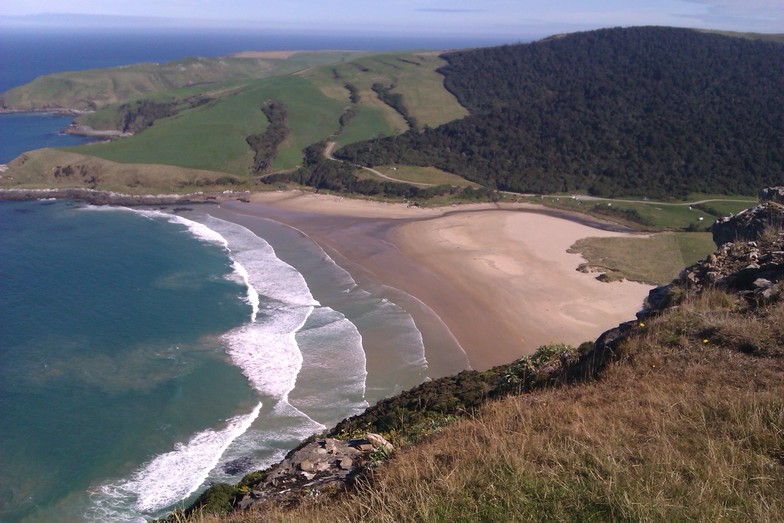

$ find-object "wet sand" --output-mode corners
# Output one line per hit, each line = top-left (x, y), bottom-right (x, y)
(212, 192), (654, 371)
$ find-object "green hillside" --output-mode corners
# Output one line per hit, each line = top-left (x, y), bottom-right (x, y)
(4, 51), (466, 181)
(69, 75), (348, 174)
(0, 51), (366, 112)
(336, 27), (784, 198)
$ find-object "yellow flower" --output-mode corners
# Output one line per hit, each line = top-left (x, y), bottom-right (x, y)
(639, 322), (645, 327)
(702, 339), (709, 344)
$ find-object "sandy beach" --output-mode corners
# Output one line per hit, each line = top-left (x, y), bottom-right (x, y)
(214, 191), (654, 371)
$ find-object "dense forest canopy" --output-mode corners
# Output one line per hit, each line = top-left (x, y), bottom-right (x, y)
(336, 27), (784, 198)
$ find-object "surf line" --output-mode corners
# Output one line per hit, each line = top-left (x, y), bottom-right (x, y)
(138, 210), (326, 406)
(89, 402), (263, 519)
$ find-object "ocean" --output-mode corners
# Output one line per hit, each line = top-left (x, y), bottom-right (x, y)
(0, 200), (431, 522)
(0, 28), (480, 521)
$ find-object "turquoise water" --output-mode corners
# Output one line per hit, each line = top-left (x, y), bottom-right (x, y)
(0, 200), (430, 521)
(0, 201), (254, 521)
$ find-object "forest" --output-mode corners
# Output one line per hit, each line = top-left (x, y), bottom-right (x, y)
(336, 27), (784, 198)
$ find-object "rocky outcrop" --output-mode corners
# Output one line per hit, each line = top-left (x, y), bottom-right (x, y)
(642, 188), (784, 315)
(760, 186), (784, 205)
(0, 187), (239, 206)
(711, 186), (784, 246)
(678, 240), (784, 301)
(235, 434), (393, 511)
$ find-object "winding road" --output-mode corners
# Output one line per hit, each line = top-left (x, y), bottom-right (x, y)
(324, 141), (757, 206)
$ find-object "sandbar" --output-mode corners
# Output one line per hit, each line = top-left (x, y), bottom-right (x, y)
(214, 191), (654, 371)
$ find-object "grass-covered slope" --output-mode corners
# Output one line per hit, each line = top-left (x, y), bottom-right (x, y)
(300, 52), (468, 144)
(0, 51), (366, 112)
(307, 294), (783, 522)
(0, 148), (251, 193)
(336, 27), (784, 198)
(69, 75), (346, 174)
(2, 51), (467, 184)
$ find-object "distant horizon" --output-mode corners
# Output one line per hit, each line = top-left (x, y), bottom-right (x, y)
(1, 0), (782, 38)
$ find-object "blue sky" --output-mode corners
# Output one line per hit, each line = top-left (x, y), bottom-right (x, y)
(1, 1), (781, 36)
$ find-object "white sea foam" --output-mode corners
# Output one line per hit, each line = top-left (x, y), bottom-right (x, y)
(139, 209), (230, 249)
(231, 260), (260, 322)
(290, 307), (369, 421)
(80, 209), (426, 520)
(222, 306), (311, 399)
(195, 215), (320, 401)
(87, 402), (262, 521)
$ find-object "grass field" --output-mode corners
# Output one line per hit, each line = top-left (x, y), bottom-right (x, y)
(372, 165), (481, 187)
(333, 105), (396, 148)
(1, 51), (366, 112)
(253, 76), (346, 170)
(530, 194), (756, 230)
(69, 90), (266, 175)
(68, 74), (348, 174)
(569, 231), (716, 285)
(303, 52), (467, 134)
(57, 51), (468, 176)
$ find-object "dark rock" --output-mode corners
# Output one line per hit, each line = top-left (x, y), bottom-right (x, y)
(235, 435), (390, 511)
(222, 456), (253, 476)
(712, 186), (784, 247)
(760, 186), (784, 205)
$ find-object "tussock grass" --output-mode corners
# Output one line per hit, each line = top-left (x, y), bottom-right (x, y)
(569, 231), (717, 285)
(195, 293), (783, 522)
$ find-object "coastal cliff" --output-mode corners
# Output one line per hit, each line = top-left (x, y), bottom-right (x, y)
(175, 189), (784, 521)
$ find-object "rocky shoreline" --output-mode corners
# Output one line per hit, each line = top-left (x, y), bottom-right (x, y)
(0, 187), (248, 206)
(0, 107), (129, 139)
(0, 107), (86, 116)
(62, 123), (132, 138)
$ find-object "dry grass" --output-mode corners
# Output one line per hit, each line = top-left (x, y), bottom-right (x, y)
(193, 293), (783, 522)
(569, 232), (716, 285)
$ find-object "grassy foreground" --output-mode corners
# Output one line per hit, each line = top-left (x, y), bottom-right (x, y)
(184, 291), (784, 523)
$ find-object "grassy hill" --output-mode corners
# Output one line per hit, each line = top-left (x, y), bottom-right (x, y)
(0, 51), (367, 112)
(2, 50), (467, 183)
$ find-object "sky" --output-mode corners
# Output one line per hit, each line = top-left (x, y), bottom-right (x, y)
(1, 0), (782, 37)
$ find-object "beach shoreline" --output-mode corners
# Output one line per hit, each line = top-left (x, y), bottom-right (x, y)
(0, 187), (655, 370)
(210, 192), (654, 371)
